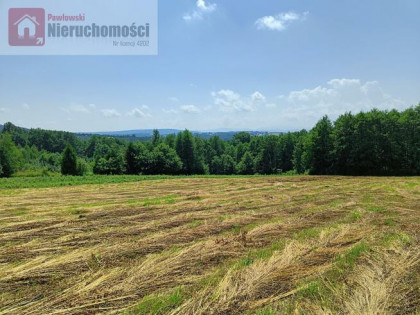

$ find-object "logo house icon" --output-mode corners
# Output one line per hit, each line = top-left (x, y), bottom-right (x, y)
(9, 8), (45, 46)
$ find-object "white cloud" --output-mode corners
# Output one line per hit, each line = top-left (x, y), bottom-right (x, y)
(255, 11), (308, 31)
(196, 0), (216, 12)
(180, 105), (201, 114)
(0, 107), (9, 113)
(88, 104), (96, 109)
(287, 78), (405, 112)
(213, 90), (244, 112)
(101, 109), (121, 118)
(163, 108), (178, 114)
(275, 78), (408, 128)
(251, 91), (266, 103)
(22, 103), (30, 110)
(183, 0), (217, 21)
(69, 104), (90, 114)
(204, 79), (410, 131)
(127, 108), (151, 118)
(213, 89), (267, 112)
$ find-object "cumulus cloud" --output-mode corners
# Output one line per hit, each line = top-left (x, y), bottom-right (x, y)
(255, 11), (308, 31)
(127, 108), (151, 118)
(251, 91), (266, 103)
(196, 0), (215, 11)
(183, 0), (216, 21)
(180, 105), (201, 114)
(22, 103), (30, 110)
(101, 109), (121, 118)
(213, 90), (267, 112)
(206, 79), (410, 131)
(0, 107), (9, 113)
(287, 78), (406, 113)
(268, 78), (409, 129)
(213, 90), (245, 112)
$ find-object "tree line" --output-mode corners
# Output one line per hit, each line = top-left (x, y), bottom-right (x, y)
(0, 105), (419, 178)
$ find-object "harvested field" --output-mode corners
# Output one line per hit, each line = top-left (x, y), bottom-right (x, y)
(0, 176), (419, 314)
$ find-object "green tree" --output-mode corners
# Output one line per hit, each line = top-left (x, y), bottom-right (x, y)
(332, 113), (356, 175)
(305, 116), (334, 175)
(232, 132), (251, 145)
(152, 129), (161, 146)
(255, 136), (281, 174)
(278, 133), (296, 172)
(76, 158), (90, 176)
(211, 154), (236, 175)
(92, 158), (108, 175)
(126, 143), (140, 175)
(164, 134), (176, 149)
(221, 154), (236, 175)
(349, 111), (391, 175)
(292, 137), (306, 174)
(176, 130), (205, 174)
(236, 151), (255, 175)
(2, 122), (28, 147)
(0, 133), (21, 177)
(61, 144), (78, 175)
(235, 142), (249, 163)
(148, 143), (183, 175)
(209, 136), (225, 156)
(93, 145), (125, 175)
(399, 105), (420, 175)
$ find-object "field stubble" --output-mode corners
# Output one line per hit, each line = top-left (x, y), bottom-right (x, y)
(0, 176), (419, 314)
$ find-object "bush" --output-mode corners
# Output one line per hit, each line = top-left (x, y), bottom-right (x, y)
(76, 158), (90, 176)
(93, 149), (125, 175)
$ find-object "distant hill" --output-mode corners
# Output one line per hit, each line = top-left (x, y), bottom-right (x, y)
(83, 129), (181, 138)
(80, 129), (273, 141)
(193, 131), (270, 141)
(1, 122), (278, 141)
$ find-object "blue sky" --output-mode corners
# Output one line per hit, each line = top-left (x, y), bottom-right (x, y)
(0, 0), (419, 132)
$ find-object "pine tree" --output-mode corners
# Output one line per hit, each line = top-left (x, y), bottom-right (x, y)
(292, 140), (305, 174)
(61, 144), (78, 176)
(176, 130), (196, 175)
(152, 129), (161, 146)
(125, 143), (139, 175)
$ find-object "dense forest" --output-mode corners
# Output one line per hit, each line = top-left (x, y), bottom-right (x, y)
(0, 105), (419, 178)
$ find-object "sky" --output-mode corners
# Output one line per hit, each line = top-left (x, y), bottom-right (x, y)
(0, 0), (419, 132)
